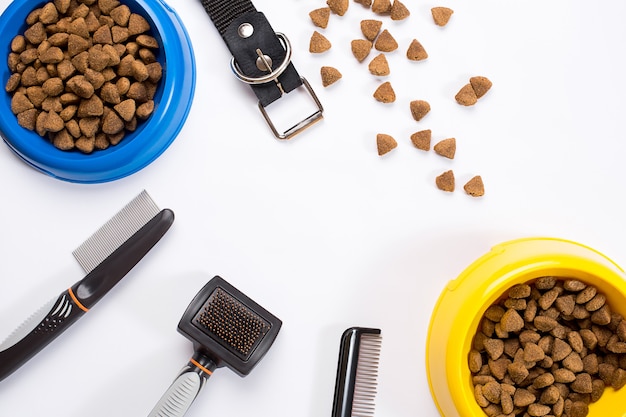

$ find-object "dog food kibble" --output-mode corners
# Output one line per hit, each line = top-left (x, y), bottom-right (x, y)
(431, 7), (454, 26)
(433, 137), (456, 159)
(464, 176), (485, 197)
(5, 0), (163, 153)
(456, 75), (492, 105)
(368, 53), (390, 76)
(309, 7), (331, 28)
(376, 133), (397, 155)
(351, 39), (373, 62)
(390, 0), (410, 21)
(406, 39), (428, 61)
(471, 76), (493, 99)
(371, 0), (391, 14)
(435, 170), (454, 192)
(309, 31), (332, 53)
(320, 66), (342, 87)
(327, 0), (349, 16)
(354, 0), (372, 8)
(470, 278), (626, 417)
(374, 29), (398, 52)
(500, 307), (525, 332)
(373, 81), (395, 103)
(455, 83), (478, 106)
(360, 19), (382, 41)
(410, 100), (431, 121)
(410, 129), (431, 151)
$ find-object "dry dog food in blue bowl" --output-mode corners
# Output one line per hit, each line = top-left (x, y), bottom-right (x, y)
(0, 0), (195, 183)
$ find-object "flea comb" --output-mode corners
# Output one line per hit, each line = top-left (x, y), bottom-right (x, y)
(0, 190), (174, 382)
(331, 327), (383, 417)
(148, 275), (282, 417)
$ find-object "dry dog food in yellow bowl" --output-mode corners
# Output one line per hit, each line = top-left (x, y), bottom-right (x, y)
(426, 237), (626, 417)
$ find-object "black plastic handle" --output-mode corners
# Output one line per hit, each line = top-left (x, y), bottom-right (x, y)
(331, 327), (381, 417)
(0, 290), (86, 381)
(72, 209), (175, 309)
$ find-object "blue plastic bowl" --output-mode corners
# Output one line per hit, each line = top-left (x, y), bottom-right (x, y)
(0, 0), (195, 183)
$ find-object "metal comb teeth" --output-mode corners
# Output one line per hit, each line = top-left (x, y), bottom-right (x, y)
(193, 288), (271, 359)
(352, 332), (382, 417)
(72, 190), (160, 273)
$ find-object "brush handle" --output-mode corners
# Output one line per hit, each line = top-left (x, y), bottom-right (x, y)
(0, 290), (87, 381)
(148, 355), (216, 417)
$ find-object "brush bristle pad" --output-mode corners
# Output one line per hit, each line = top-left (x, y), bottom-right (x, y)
(193, 288), (271, 360)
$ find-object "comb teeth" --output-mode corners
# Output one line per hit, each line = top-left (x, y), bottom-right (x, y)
(72, 190), (160, 273)
(352, 333), (382, 417)
(194, 288), (271, 359)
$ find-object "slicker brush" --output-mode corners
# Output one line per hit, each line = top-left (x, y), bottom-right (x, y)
(148, 276), (282, 417)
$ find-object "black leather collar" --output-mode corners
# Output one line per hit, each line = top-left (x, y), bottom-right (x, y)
(199, 0), (323, 139)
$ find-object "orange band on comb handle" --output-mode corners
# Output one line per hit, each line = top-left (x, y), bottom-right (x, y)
(68, 288), (89, 312)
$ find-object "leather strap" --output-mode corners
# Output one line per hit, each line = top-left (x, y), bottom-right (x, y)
(200, 0), (303, 107)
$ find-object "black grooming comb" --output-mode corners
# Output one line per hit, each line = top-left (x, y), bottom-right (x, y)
(148, 276), (282, 417)
(331, 327), (383, 417)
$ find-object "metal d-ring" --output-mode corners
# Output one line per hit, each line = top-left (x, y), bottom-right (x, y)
(230, 32), (292, 85)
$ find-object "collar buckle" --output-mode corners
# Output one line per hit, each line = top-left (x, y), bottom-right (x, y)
(229, 33), (324, 139)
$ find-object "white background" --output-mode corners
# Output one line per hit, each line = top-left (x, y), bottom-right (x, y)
(1, 0), (625, 416)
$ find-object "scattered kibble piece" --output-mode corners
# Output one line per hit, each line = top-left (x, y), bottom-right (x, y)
(354, 0), (372, 7)
(309, 31), (332, 53)
(436, 170), (455, 192)
(470, 76), (492, 99)
(371, 0), (391, 14)
(433, 137), (456, 159)
(373, 81), (396, 103)
(326, 0), (349, 16)
(409, 100), (431, 121)
(368, 53), (390, 76)
(410, 129), (431, 151)
(406, 39), (428, 61)
(351, 39), (373, 62)
(463, 175), (485, 197)
(390, 0), (410, 20)
(374, 29), (398, 52)
(455, 83), (477, 106)
(377, 133), (397, 155)
(309, 7), (331, 29)
(320, 66), (342, 87)
(360, 19), (382, 41)
(431, 7), (454, 26)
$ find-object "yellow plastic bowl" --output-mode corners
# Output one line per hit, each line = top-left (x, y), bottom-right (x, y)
(426, 237), (626, 417)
